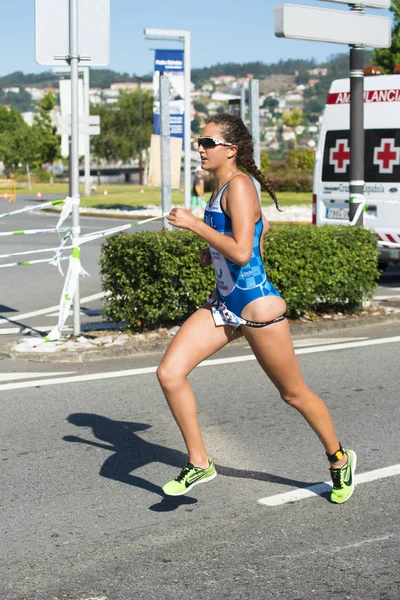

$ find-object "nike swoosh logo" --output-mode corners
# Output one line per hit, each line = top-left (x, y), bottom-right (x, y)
(344, 463), (353, 487)
(185, 472), (210, 487)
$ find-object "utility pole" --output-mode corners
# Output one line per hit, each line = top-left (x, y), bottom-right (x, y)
(69, 0), (81, 336)
(136, 76), (144, 186)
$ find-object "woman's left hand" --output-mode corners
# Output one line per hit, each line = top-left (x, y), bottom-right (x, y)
(167, 208), (198, 231)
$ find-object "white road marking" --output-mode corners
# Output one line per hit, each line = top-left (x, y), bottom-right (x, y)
(374, 294), (400, 300)
(0, 335), (399, 393)
(0, 372), (75, 383)
(258, 463), (400, 506)
(293, 336), (368, 348)
(0, 291), (110, 325)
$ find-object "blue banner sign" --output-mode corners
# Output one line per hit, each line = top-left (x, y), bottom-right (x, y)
(153, 49), (185, 145)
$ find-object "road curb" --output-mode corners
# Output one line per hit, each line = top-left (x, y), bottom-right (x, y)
(1, 310), (399, 364)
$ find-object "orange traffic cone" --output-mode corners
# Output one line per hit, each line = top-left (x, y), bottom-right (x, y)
(37, 191), (42, 200)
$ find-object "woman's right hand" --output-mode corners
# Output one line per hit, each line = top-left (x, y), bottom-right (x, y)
(199, 247), (212, 267)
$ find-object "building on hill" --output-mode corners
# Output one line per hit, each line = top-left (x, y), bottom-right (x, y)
(25, 88), (47, 101)
(210, 76), (235, 86)
(308, 67), (328, 77)
(211, 91), (241, 102)
(22, 112), (35, 126)
(110, 82), (138, 92)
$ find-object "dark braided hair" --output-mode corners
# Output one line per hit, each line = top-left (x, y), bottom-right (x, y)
(207, 113), (282, 211)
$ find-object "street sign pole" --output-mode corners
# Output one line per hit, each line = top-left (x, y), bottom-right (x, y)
(69, 0), (81, 337)
(83, 66), (91, 197)
(160, 75), (172, 231)
(240, 85), (246, 122)
(275, 1), (392, 229)
(144, 29), (191, 210)
(249, 79), (261, 199)
(349, 43), (365, 226)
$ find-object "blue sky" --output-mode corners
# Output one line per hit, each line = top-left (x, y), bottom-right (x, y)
(1, 1), (393, 77)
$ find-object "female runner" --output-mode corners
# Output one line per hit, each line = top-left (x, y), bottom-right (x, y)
(157, 113), (356, 504)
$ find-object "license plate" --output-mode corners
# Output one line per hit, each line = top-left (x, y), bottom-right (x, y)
(326, 207), (349, 220)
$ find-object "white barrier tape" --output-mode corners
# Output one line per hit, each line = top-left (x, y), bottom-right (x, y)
(0, 256), (69, 269)
(349, 198), (366, 227)
(26, 213), (166, 342)
(0, 245), (73, 260)
(45, 247), (88, 342)
(51, 230), (73, 275)
(55, 195), (80, 230)
(0, 198), (65, 220)
(0, 227), (71, 237)
(77, 213), (167, 246)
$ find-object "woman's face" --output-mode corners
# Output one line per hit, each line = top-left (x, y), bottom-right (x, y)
(198, 123), (235, 172)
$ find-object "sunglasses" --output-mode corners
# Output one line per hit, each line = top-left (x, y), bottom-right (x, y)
(198, 136), (233, 149)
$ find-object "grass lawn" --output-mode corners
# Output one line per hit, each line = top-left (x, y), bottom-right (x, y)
(17, 183), (312, 208)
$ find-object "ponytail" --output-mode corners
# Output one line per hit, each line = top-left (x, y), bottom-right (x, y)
(239, 157), (283, 212)
(207, 113), (282, 211)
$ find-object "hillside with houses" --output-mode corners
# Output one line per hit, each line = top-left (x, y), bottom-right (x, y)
(0, 53), (369, 160)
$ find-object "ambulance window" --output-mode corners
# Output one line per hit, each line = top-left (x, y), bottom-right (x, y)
(323, 129), (400, 183)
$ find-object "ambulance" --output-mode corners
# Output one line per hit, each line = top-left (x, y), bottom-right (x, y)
(312, 69), (400, 268)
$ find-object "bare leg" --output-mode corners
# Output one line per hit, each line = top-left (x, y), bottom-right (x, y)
(243, 319), (346, 468)
(157, 304), (242, 468)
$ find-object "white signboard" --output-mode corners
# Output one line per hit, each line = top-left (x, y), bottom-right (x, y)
(35, 0), (110, 66)
(318, 0), (391, 8)
(275, 4), (392, 48)
(59, 79), (85, 156)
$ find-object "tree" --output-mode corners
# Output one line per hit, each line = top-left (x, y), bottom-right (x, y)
(32, 92), (60, 166)
(91, 89), (153, 163)
(372, 1), (400, 73)
(286, 148), (315, 172)
(263, 97), (279, 111)
(282, 107), (303, 151)
(191, 115), (201, 134)
(0, 106), (39, 173)
(260, 152), (270, 174)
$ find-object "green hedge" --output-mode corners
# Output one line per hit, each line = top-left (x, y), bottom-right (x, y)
(99, 225), (379, 332)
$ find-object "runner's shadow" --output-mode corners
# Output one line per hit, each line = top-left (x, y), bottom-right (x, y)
(63, 413), (320, 511)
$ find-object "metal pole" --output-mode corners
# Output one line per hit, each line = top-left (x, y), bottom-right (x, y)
(240, 85), (246, 122)
(137, 77), (144, 186)
(183, 31), (191, 210)
(349, 44), (365, 226)
(160, 75), (172, 230)
(249, 79), (261, 199)
(83, 66), (91, 197)
(69, 0), (81, 336)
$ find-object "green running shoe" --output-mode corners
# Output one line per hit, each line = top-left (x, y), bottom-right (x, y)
(330, 449), (357, 504)
(162, 458), (217, 496)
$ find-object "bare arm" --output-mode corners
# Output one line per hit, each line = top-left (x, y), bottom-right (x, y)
(167, 176), (256, 266)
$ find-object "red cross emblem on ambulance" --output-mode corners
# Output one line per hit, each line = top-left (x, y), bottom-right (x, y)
(329, 139), (350, 173)
(373, 139), (400, 174)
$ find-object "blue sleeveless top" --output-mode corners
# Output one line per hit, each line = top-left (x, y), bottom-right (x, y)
(203, 178), (280, 316)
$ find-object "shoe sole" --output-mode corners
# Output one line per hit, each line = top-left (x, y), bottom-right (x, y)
(163, 471), (217, 496)
(331, 449), (357, 504)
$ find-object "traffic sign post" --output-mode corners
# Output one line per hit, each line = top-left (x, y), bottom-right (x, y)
(275, 1), (392, 227)
(35, 0), (110, 337)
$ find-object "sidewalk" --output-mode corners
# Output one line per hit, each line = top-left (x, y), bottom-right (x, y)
(46, 203), (313, 223)
(1, 299), (399, 364)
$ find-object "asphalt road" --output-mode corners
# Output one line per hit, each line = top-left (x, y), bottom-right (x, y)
(0, 321), (399, 599)
(1, 193), (400, 343)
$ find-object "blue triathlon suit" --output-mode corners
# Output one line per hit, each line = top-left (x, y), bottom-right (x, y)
(203, 178), (281, 318)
